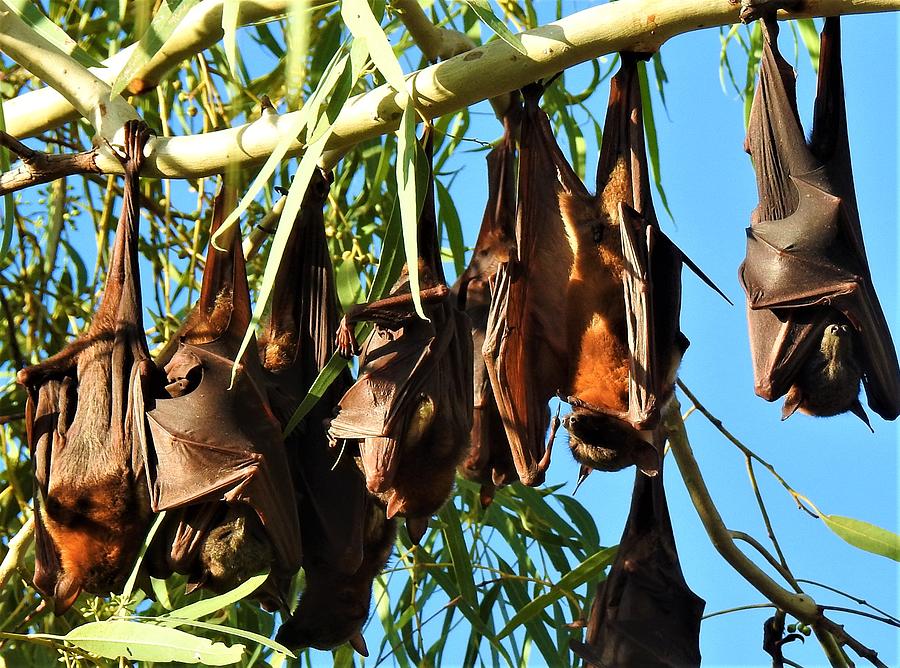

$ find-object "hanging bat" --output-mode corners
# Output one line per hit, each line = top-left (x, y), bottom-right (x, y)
(258, 169), (374, 653)
(328, 129), (473, 542)
(17, 120), (154, 613)
(482, 83), (577, 486)
(571, 463), (705, 668)
(276, 496), (395, 656)
(740, 16), (900, 426)
(453, 101), (521, 505)
(143, 182), (301, 602)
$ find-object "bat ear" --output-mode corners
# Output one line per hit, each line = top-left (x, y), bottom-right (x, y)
(348, 632), (369, 657)
(572, 465), (591, 494)
(849, 400), (874, 433)
(385, 493), (405, 520)
(635, 444), (661, 477)
(53, 572), (81, 615)
(781, 388), (802, 421)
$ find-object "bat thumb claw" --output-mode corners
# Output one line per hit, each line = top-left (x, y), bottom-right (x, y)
(348, 632), (369, 656)
(849, 400), (874, 433)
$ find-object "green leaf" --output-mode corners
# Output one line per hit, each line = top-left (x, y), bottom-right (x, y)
(395, 104), (425, 319)
(64, 620), (244, 664)
(150, 617), (296, 658)
(284, 0), (312, 105)
(795, 18), (820, 73)
(637, 60), (673, 221)
(283, 351), (352, 436)
(438, 501), (478, 606)
(163, 571), (269, 620)
(150, 577), (172, 611)
(121, 510), (167, 601)
(341, 0), (407, 94)
(222, 0), (241, 76)
(462, 0), (526, 55)
(0, 0), (104, 68)
(110, 0), (203, 97)
(497, 546), (616, 639)
(435, 179), (465, 276)
(821, 515), (900, 562)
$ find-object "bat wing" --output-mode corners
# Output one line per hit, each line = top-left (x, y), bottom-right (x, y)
(146, 341), (301, 573)
(329, 323), (441, 441)
(741, 18), (900, 418)
(574, 470), (704, 667)
(484, 85), (579, 486)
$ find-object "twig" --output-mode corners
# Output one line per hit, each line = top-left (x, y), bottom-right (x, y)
(817, 618), (889, 668)
(729, 531), (796, 586)
(0, 286), (24, 369)
(818, 607), (900, 629)
(0, 132), (99, 196)
(0, 518), (34, 590)
(797, 580), (900, 625)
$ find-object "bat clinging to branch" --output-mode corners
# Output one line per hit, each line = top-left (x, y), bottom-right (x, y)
(259, 169), (376, 654)
(454, 101), (521, 505)
(328, 130), (473, 542)
(740, 16), (900, 426)
(17, 120), (154, 613)
(144, 184), (301, 603)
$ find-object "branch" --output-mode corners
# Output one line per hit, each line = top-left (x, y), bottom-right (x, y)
(0, 518), (34, 591)
(0, 9), (138, 141)
(1, 0), (295, 139)
(6, 0), (900, 178)
(0, 132), (99, 195)
(392, 0), (511, 118)
(663, 399), (819, 621)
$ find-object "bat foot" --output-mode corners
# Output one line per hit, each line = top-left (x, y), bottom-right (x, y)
(335, 317), (360, 359)
(738, 0), (802, 23)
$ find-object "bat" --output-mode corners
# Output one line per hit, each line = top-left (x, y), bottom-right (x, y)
(482, 82), (577, 486)
(17, 120), (154, 613)
(554, 54), (689, 475)
(570, 463), (705, 668)
(453, 101), (521, 505)
(328, 129), (474, 542)
(258, 168), (375, 653)
(740, 17), (900, 425)
(276, 496), (396, 656)
(143, 181), (301, 603)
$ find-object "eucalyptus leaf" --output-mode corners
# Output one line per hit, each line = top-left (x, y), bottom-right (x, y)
(64, 620), (244, 664)
(162, 571), (269, 620)
(462, 0), (527, 55)
(0, 0), (103, 68)
(821, 515), (900, 562)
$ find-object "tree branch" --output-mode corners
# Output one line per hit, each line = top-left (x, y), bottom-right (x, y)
(5, 0), (900, 179)
(1, 0), (296, 139)
(0, 132), (100, 195)
(0, 518), (33, 591)
(0, 9), (138, 141)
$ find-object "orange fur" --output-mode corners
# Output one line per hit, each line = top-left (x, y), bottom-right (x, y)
(560, 179), (630, 412)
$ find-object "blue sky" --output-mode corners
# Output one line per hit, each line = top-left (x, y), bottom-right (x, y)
(432, 7), (898, 666)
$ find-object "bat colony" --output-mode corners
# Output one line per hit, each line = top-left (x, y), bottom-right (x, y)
(12, 10), (898, 664)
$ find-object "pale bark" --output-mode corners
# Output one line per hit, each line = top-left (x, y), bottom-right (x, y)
(3, 0), (899, 178)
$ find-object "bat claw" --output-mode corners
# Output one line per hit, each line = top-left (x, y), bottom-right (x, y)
(348, 632), (369, 657)
(335, 317), (359, 359)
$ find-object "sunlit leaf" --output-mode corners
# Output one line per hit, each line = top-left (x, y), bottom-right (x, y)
(462, 0), (527, 55)
(64, 620), (244, 664)
(821, 515), (900, 562)
(163, 571), (269, 620)
(151, 617), (296, 657)
(0, 0), (103, 68)
(222, 0), (242, 76)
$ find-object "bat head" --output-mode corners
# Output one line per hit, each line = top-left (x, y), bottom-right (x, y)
(194, 506), (275, 593)
(39, 471), (149, 613)
(564, 410), (659, 476)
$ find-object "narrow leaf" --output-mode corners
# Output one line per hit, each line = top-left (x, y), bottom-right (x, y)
(637, 60), (673, 221)
(821, 515), (900, 562)
(163, 572), (269, 620)
(0, 0), (104, 68)
(462, 0), (526, 55)
(64, 620), (244, 664)
(0, 100), (14, 258)
(151, 617), (296, 658)
(222, 0), (241, 76)
(497, 547), (616, 639)
(395, 104), (425, 319)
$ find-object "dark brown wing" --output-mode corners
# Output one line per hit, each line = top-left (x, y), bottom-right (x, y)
(454, 104), (521, 502)
(329, 128), (473, 526)
(146, 184), (302, 590)
(17, 121), (154, 613)
(483, 83), (579, 486)
(739, 17), (900, 420)
(572, 468), (704, 668)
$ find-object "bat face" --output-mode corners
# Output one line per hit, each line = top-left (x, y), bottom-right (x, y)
(19, 120), (154, 613)
(740, 17), (900, 424)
